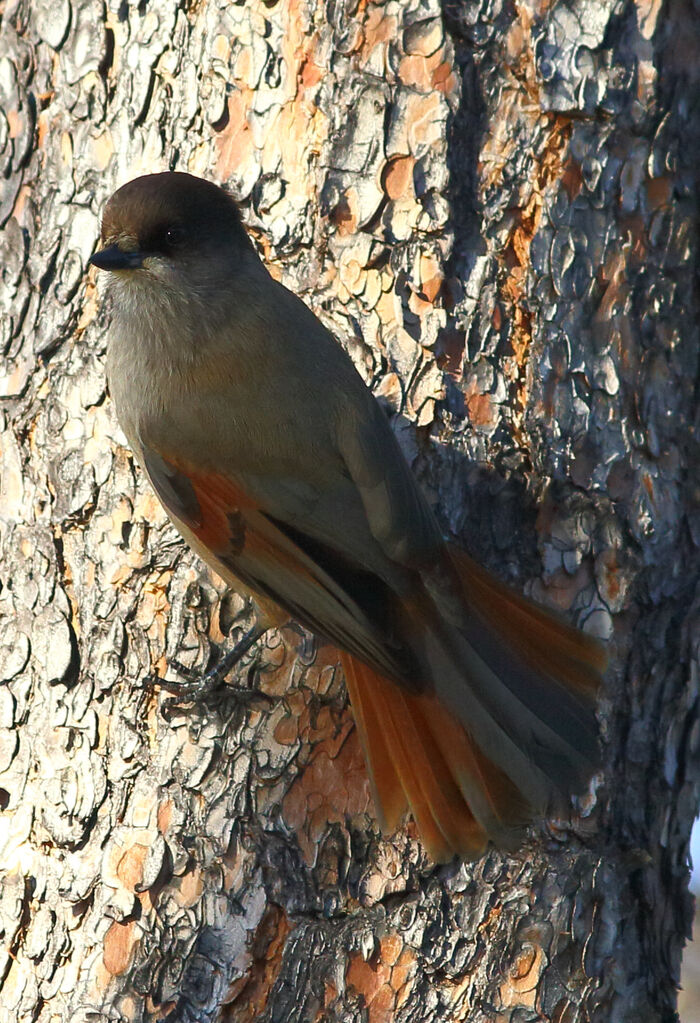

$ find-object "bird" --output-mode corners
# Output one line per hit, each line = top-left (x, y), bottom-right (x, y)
(90, 171), (606, 863)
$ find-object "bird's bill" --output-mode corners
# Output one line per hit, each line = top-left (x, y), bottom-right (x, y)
(90, 243), (144, 271)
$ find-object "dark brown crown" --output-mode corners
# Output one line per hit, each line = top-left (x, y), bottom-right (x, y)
(101, 172), (252, 256)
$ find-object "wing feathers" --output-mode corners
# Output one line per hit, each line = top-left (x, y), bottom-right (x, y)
(141, 446), (413, 681)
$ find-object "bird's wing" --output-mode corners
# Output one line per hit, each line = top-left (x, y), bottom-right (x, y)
(334, 395), (442, 569)
(138, 442), (421, 685)
(200, 391), (444, 579)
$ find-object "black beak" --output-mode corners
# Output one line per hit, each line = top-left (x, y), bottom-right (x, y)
(90, 244), (144, 271)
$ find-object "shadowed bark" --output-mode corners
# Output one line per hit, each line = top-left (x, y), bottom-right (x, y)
(0, 0), (698, 1020)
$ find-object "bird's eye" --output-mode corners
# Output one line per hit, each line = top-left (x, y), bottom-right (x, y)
(164, 225), (186, 247)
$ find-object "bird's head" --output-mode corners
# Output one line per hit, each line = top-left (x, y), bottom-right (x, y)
(91, 172), (255, 305)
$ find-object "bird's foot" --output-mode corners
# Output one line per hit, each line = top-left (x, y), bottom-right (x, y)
(147, 622), (274, 708)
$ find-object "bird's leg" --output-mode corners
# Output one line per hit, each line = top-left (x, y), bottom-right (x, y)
(150, 621), (272, 704)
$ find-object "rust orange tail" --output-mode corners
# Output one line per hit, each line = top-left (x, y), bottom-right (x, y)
(341, 651), (530, 861)
(340, 546), (607, 862)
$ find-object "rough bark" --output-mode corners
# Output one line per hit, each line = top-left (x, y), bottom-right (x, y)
(0, 0), (698, 1021)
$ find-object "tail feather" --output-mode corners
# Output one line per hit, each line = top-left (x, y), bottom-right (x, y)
(420, 546), (605, 793)
(420, 628), (565, 807)
(449, 546), (605, 770)
(341, 652), (533, 861)
(339, 547), (606, 862)
(415, 696), (530, 844)
(432, 626), (597, 793)
(448, 545), (606, 688)
(341, 652), (405, 833)
(376, 684), (487, 858)
(342, 652), (491, 860)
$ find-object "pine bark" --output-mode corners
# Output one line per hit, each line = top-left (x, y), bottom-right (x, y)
(0, 0), (698, 1020)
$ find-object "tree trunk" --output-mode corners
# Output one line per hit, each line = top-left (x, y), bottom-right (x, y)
(0, 0), (698, 1020)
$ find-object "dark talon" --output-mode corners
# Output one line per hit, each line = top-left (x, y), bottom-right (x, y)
(148, 622), (273, 705)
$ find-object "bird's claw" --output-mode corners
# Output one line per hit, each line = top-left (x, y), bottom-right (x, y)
(145, 622), (275, 708)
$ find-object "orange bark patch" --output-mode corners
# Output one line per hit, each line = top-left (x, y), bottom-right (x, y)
(6, 108), (25, 139)
(223, 905), (292, 1022)
(77, 275), (100, 334)
(8, 184), (30, 225)
(215, 88), (256, 182)
(135, 570), (173, 676)
(498, 942), (544, 1009)
(254, 1), (327, 211)
(406, 91), (444, 155)
(36, 108), (50, 150)
(359, 7), (398, 64)
(646, 174), (671, 210)
(116, 843), (149, 891)
(92, 130), (114, 171)
(281, 693), (372, 864)
(328, 188), (359, 235)
(300, 53), (323, 90)
(398, 48), (457, 96)
(408, 290), (433, 319)
(485, 2), (574, 445)
(103, 920), (138, 976)
(398, 53), (431, 90)
(619, 212), (648, 262)
(597, 547), (620, 602)
(532, 563), (593, 612)
(175, 869), (204, 908)
(157, 798), (173, 834)
(273, 689), (308, 746)
(500, 116), (571, 443)
(382, 156), (415, 200)
(419, 252), (443, 302)
(432, 59), (458, 95)
(561, 157), (583, 199)
(595, 249), (628, 323)
(464, 377), (497, 430)
(346, 953), (392, 1016)
(346, 937), (417, 1023)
